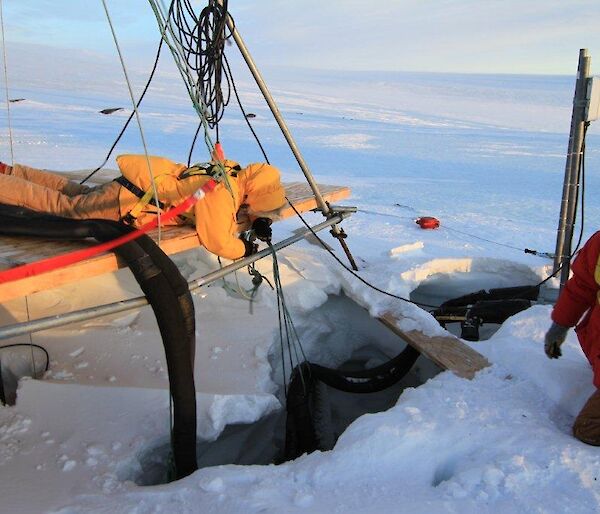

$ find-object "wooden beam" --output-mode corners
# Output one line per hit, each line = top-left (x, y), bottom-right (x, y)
(378, 312), (490, 380)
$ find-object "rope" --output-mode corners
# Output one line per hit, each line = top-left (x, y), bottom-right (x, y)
(268, 241), (309, 395)
(100, 0), (163, 243)
(441, 224), (553, 258)
(216, 256), (257, 300)
(81, 36), (167, 184)
(147, 0), (233, 193)
(356, 209), (555, 259)
(102, 0), (161, 246)
(148, 2), (216, 151)
(0, 0), (14, 165)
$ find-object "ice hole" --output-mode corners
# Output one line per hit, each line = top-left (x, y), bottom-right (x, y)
(130, 411), (286, 486)
(409, 265), (542, 340)
(0, 346), (47, 405)
(131, 294), (440, 485)
(269, 293), (441, 388)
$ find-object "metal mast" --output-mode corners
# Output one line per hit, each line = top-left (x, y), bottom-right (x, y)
(553, 49), (591, 290)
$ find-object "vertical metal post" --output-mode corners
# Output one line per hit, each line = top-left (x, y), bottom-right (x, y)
(220, 5), (358, 270)
(554, 49), (591, 290)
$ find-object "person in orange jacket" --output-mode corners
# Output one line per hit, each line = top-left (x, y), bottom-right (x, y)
(545, 230), (600, 445)
(0, 154), (286, 259)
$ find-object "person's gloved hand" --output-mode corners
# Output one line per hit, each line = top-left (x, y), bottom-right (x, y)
(252, 217), (272, 242)
(544, 322), (569, 359)
(242, 238), (258, 257)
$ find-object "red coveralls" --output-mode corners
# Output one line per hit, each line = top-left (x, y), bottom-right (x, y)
(552, 231), (600, 387)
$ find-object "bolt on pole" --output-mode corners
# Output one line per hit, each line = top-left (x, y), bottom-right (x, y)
(220, 4), (359, 270)
(554, 48), (591, 290)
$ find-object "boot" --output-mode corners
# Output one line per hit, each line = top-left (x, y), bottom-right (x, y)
(573, 389), (600, 446)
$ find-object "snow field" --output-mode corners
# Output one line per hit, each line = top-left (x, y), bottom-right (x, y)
(1, 45), (600, 512)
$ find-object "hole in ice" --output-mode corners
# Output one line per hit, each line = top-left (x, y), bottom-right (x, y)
(409, 264), (542, 341)
(130, 294), (441, 485)
(270, 293), (441, 461)
(0, 347), (47, 405)
(130, 411), (286, 486)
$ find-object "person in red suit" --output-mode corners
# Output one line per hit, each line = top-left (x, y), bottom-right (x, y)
(545, 231), (600, 445)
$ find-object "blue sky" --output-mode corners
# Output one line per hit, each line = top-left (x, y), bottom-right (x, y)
(3, 0), (600, 75)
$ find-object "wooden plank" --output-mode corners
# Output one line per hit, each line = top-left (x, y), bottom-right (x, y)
(0, 183), (351, 302)
(280, 183), (351, 218)
(378, 312), (490, 380)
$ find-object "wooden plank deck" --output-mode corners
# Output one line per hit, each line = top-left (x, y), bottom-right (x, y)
(0, 182), (351, 302)
(378, 312), (490, 379)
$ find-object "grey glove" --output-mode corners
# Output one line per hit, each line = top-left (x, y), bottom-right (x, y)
(544, 322), (569, 359)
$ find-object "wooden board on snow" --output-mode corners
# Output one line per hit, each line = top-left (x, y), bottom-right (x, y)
(378, 312), (490, 380)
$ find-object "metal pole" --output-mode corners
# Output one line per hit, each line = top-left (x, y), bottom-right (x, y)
(220, 4), (358, 270)
(0, 212), (351, 341)
(554, 49), (591, 290)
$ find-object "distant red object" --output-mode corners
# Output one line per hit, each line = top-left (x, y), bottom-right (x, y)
(416, 216), (440, 229)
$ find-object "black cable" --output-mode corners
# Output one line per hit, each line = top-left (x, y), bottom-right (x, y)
(168, 0), (235, 164)
(286, 201), (442, 308)
(81, 1), (178, 185)
(223, 52), (447, 309)
(570, 121), (589, 256)
(0, 343), (50, 372)
(284, 120), (593, 309)
(83, 0), (234, 176)
(222, 9), (592, 311)
(172, 0), (231, 129)
(187, 122), (202, 167)
(223, 53), (271, 163)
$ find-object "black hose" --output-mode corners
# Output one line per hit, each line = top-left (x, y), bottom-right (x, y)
(0, 205), (197, 479)
(309, 344), (420, 394)
(284, 344), (420, 460)
(438, 285), (540, 309)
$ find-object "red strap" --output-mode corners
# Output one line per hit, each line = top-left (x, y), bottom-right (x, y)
(0, 180), (216, 285)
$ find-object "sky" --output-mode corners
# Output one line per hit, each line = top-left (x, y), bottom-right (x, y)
(2, 0), (600, 75)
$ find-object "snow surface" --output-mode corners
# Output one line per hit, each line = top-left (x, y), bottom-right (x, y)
(1, 44), (600, 512)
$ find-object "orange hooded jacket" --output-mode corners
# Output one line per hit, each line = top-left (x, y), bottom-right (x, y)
(116, 154), (286, 260)
(552, 231), (600, 386)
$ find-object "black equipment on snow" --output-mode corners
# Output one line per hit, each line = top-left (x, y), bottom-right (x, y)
(432, 285), (540, 341)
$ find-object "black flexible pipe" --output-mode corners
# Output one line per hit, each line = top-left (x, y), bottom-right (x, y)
(309, 344), (420, 394)
(0, 205), (197, 479)
(284, 344), (420, 461)
(439, 285), (540, 309)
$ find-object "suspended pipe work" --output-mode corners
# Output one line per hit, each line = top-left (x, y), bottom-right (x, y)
(0, 212), (353, 341)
